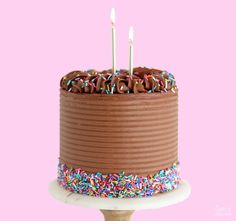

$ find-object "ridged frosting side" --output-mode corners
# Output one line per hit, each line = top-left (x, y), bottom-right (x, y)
(60, 89), (178, 176)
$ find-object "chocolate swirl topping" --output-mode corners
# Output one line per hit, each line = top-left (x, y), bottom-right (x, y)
(60, 67), (177, 94)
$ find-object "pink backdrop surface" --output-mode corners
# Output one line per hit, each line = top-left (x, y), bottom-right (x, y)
(0, 0), (235, 220)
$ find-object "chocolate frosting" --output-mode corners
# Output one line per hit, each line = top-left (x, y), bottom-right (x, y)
(60, 67), (177, 94)
(59, 72), (178, 176)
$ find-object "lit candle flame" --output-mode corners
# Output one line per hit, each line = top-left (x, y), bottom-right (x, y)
(110, 8), (115, 25)
(129, 26), (134, 43)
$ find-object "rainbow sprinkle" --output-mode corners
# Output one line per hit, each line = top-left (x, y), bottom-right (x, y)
(57, 162), (180, 198)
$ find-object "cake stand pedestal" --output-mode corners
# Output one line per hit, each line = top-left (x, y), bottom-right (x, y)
(48, 179), (191, 221)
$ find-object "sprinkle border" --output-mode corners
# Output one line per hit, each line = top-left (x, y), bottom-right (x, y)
(57, 162), (180, 198)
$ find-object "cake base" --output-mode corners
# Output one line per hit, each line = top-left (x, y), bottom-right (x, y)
(101, 210), (134, 221)
(48, 179), (190, 220)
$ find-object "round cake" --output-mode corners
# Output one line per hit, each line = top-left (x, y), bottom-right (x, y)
(58, 67), (180, 198)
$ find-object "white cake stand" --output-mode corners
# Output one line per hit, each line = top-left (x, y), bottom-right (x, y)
(48, 179), (191, 221)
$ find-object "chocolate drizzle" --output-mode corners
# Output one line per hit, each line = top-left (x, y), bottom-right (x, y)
(60, 67), (177, 94)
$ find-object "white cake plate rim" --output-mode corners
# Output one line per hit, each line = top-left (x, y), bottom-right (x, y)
(48, 179), (191, 210)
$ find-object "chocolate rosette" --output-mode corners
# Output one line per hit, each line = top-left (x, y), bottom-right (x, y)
(60, 67), (177, 94)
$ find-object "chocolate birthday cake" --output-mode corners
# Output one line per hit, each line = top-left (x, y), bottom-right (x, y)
(58, 67), (180, 198)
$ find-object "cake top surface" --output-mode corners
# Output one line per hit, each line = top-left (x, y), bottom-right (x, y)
(60, 67), (177, 94)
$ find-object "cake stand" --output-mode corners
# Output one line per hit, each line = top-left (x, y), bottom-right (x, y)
(48, 179), (190, 221)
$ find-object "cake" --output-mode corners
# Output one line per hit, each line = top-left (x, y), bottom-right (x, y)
(58, 67), (180, 198)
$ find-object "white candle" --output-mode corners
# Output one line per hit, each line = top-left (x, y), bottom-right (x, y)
(129, 26), (134, 76)
(110, 8), (116, 75)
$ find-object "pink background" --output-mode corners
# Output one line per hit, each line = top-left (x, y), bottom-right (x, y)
(0, 0), (235, 220)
